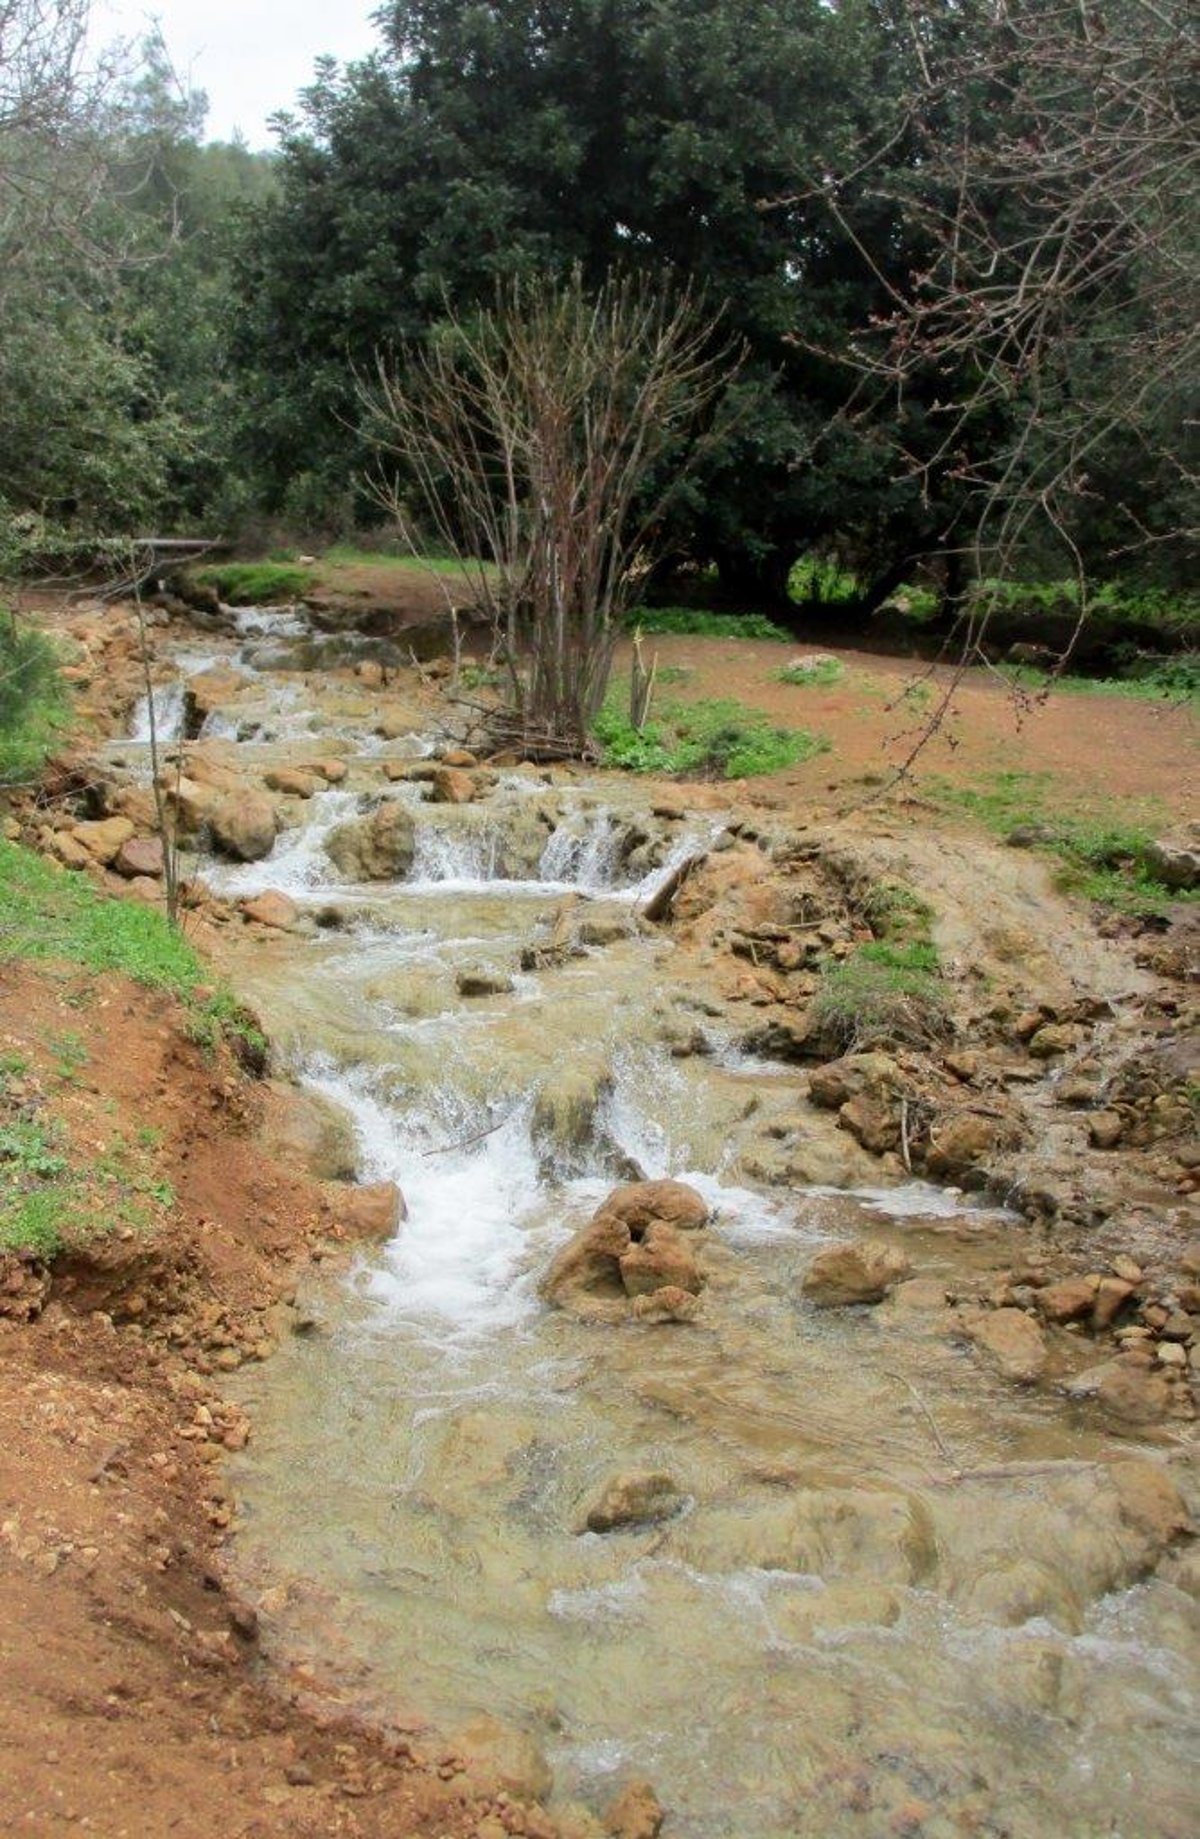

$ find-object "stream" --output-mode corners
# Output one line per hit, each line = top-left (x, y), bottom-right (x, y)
(110, 610), (1198, 1839)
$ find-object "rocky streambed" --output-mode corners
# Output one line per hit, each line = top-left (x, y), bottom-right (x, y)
(19, 596), (1199, 1838)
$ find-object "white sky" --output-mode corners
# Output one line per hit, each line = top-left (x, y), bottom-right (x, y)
(91, 1), (383, 147)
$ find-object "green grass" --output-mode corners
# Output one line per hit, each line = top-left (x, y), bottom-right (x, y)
(594, 695), (829, 779)
(810, 940), (950, 1052)
(193, 561), (315, 605)
(774, 655), (845, 688)
(930, 771), (1194, 916)
(320, 543), (497, 579)
(0, 616), (68, 785)
(0, 1188), (70, 1257)
(0, 837), (268, 1058)
(997, 655), (1199, 705)
(625, 605), (792, 643)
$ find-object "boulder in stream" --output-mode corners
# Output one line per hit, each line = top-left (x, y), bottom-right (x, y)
(605, 1779), (665, 1839)
(326, 803), (416, 880)
(584, 1470), (685, 1533)
(333, 1180), (406, 1239)
(210, 790), (278, 862)
(542, 1179), (710, 1319)
(599, 1179), (710, 1234)
(801, 1239), (911, 1307)
(241, 890), (298, 931)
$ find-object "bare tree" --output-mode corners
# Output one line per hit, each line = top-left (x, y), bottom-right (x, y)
(807, 0), (1197, 624)
(363, 270), (740, 755)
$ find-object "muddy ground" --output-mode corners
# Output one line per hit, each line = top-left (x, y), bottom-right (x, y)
(0, 586), (1196, 1837)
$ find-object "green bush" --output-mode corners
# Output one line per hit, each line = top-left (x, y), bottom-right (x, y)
(193, 561), (315, 605)
(625, 605), (792, 642)
(594, 696), (829, 779)
(774, 654), (845, 688)
(0, 615), (66, 785)
(810, 940), (949, 1051)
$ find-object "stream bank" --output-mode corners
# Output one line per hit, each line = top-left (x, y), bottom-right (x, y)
(3, 592), (1197, 1838)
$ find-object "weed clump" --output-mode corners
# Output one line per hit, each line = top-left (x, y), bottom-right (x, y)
(594, 696), (829, 779)
(0, 616), (66, 785)
(774, 654), (844, 688)
(193, 561), (315, 605)
(810, 941), (950, 1053)
(624, 605), (792, 643)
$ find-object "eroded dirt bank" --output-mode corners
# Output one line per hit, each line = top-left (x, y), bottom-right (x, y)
(2, 590), (1197, 1838)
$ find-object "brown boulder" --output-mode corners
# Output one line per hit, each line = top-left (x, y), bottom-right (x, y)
(606, 1781), (665, 1839)
(962, 1306), (1049, 1384)
(241, 890), (298, 931)
(808, 1052), (903, 1111)
(839, 1094), (899, 1154)
(49, 831), (94, 870)
(185, 665), (246, 720)
(335, 1181), (406, 1239)
(541, 1213), (633, 1318)
(210, 791), (278, 862)
(925, 1113), (1002, 1180)
(326, 803), (416, 880)
(619, 1221), (704, 1299)
(428, 765), (477, 804)
(802, 1239), (911, 1307)
(72, 815), (134, 865)
(584, 1471), (684, 1533)
(630, 1286), (702, 1325)
(1035, 1275), (1099, 1324)
(302, 758), (347, 783)
(597, 1179), (710, 1234)
(113, 835), (164, 879)
(264, 766), (320, 799)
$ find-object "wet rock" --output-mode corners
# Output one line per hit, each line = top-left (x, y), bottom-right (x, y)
(1091, 1276), (1137, 1330)
(961, 1307), (1049, 1383)
(113, 835), (164, 879)
(456, 965), (515, 998)
(1028, 1022), (1085, 1059)
(1106, 1458), (1191, 1548)
(531, 1062), (613, 1171)
(335, 1180), (406, 1239)
(925, 1113), (1007, 1181)
(605, 1780), (665, 1839)
(455, 1714), (552, 1803)
(541, 1213), (632, 1319)
(163, 774), (220, 834)
(210, 791), (278, 862)
(808, 1052), (902, 1111)
(71, 815), (135, 865)
(429, 766), (477, 804)
(1035, 1275), (1099, 1324)
(262, 1083), (359, 1182)
(186, 665), (246, 720)
(264, 766), (320, 799)
(629, 1286), (702, 1324)
(241, 890), (298, 931)
(584, 1471), (685, 1533)
(619, 1222), (705, 1299)
(801, 1240), (911, 1307)
(598, 1179), (710, 1234)
(1089, 1109), (1125, 1148)
(303, 757), (348, 783)
(838, 1095), (899, 1154)
(326, 804), (416, 880)
(1066, 1357), (1173, 1424)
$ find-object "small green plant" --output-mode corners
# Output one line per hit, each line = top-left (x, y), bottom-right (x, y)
(810, 941), (949, 1051)
(0, 1118), (68, 1180)
(788, 558), (860, 604)
(595, 695), (829, 779)
(0, 1188), (69, 1257)
(0, 614), (67, 785)
(774, 654), (845, 688)
(624, 605), (792, 642)
(193, 561), (315, 605)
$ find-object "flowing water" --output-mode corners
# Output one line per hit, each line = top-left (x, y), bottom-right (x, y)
(117, 611), (1199, 1838)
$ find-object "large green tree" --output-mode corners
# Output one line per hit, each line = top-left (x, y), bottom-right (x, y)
(230, 0), (944, 598)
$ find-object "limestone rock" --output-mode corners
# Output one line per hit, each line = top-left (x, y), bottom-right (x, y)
(262, 1082), (358, 1182)
(241, 890), (298, 930)
(71, 815), (134, 865)
(456, 964), (515, 997)
(925, 1112), (1004, 1180)
(264, 766), (320, 799)
(429, 765), (477, 804)
(584, 1471), (684, 1533)
(1066, 1357), (1173, 1424)
(1088, 1109), (1125, 1149)
(629, 1286), (702, 1325)
(1144, 832), (1199, 891)
(541, 1213), (632, 1318)
(49, 830), (95, 870)
(531, 1062), (612, 1171)
(605, 1781), (665, 1839)
(619, 1221), (704, 1299)
(802, 1239), (911, 1307)
(326, 803), (416, 880)
(1035, 1274), (1099, 1323)
(455, 1714), (552, 1804)
(961, 1307), (1049, 1384)
(210, 791), (278, 862)
(838, 1094), (898, 1154)
(185, 665), (246, 721)
(808, 1052), (902, 1111)
(113, 835), (164, 879)
(598, 1179), (710, 1234)
(303, 757), (348, 783)
(335, 1181), (406, 1239)
(966, 1560), (1081, 1632)
(1106, 1458), (1190, 1547)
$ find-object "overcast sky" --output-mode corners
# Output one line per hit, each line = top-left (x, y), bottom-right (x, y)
(92, 1), (382, 147)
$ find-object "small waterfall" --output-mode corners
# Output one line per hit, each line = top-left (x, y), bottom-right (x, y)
(303, 1058), (543, 1333)
(130, 680), (186, 745)
(538, 813), (624, 889)
(409, 822), (507, 887)
(233, 605), (308, 639)
(203, 788), (361, 898)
